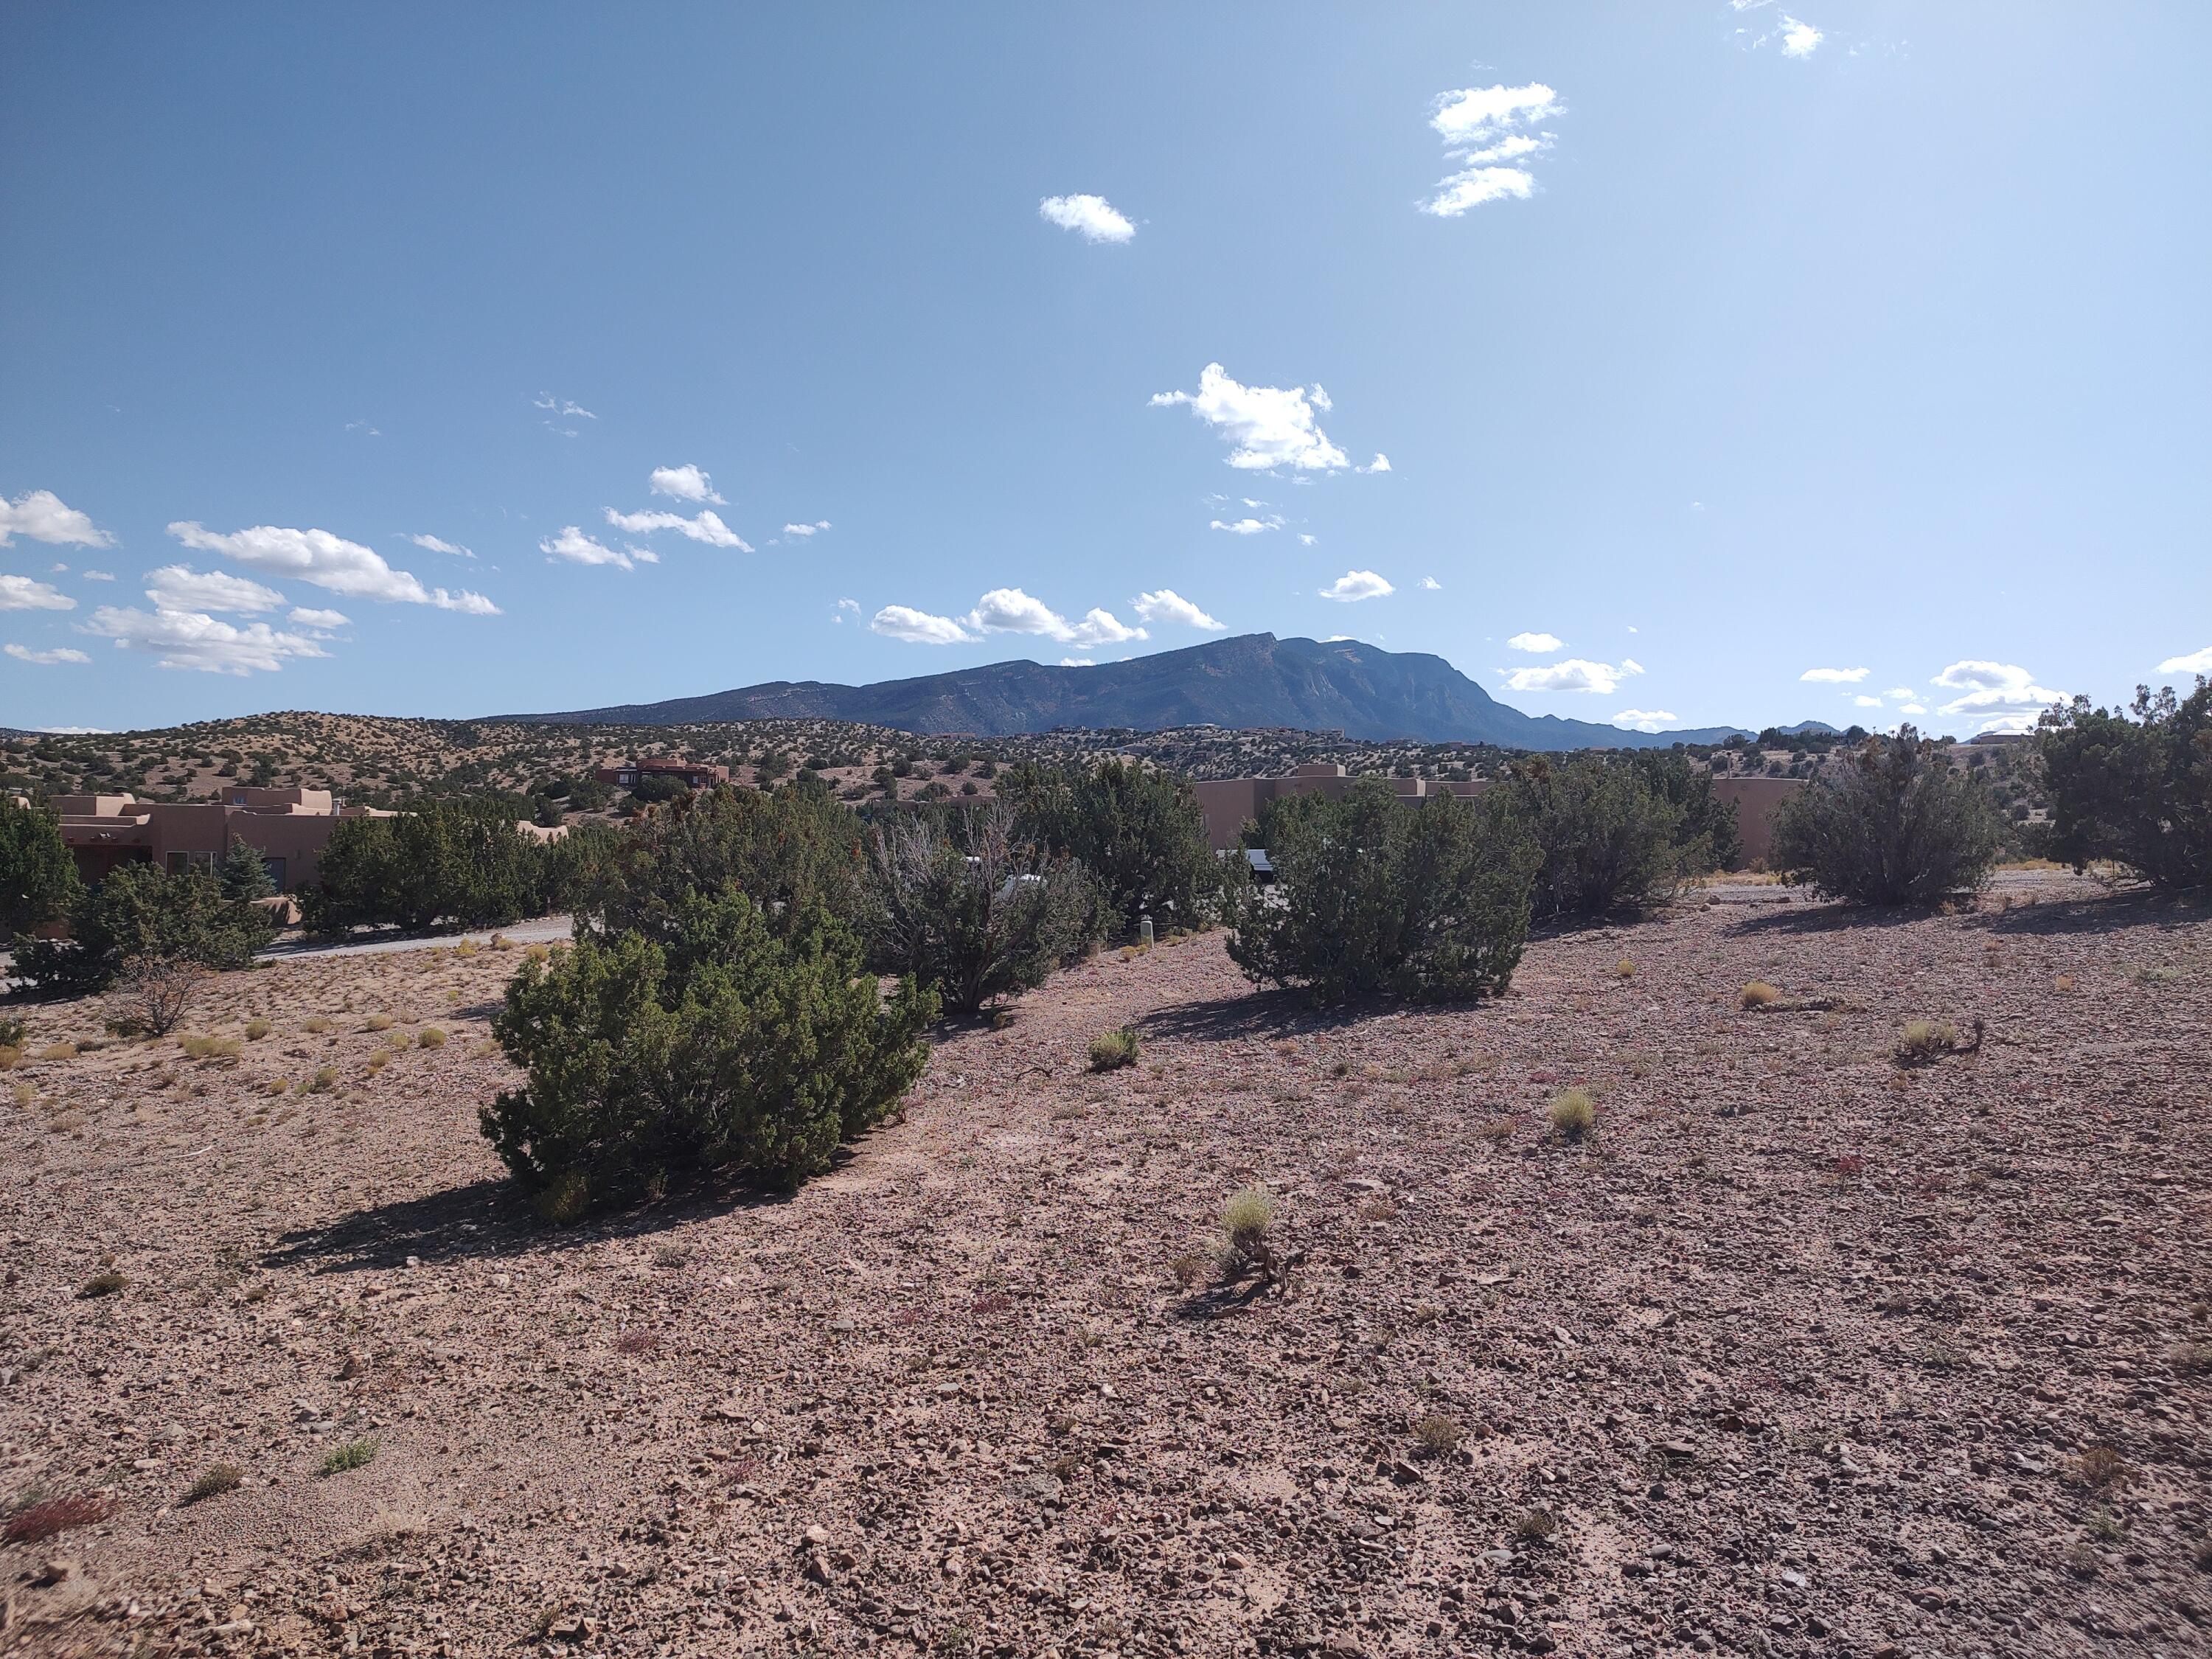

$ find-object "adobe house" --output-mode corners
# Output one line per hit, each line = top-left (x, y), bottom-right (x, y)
(594, 758), (731, 790)
(1193, 763), (1801, 870)
(52, 787), (390, 891)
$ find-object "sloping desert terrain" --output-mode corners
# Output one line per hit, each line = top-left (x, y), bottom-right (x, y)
(4, 874), (2209, 1657)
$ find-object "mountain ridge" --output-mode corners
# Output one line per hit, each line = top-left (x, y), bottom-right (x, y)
(490, 633), (1757, 750)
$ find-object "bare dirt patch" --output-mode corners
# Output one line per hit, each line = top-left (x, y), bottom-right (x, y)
(4, 875), (2209, 1655)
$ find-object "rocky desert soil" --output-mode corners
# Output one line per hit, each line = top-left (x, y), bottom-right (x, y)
(3, 873), (2209, 1658)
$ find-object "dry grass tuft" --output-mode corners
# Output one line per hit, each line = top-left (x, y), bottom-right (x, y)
(1614, 958), (1635, 980)
(1548, 1087), (1596, 1142)
(1086, 1026), (1139, 1072)
(417, 1026), (447, 1049)
(33, 1041), (79, 1062)
(1516, 1506), (1559, 1541)
(184, 1463), (243, 1504)
(243, 1017), (272, 1040)
(2062, 1444), (2131, 1492)
(2053, 973), (2075, 992)
(178, 1034), (243, 1060)
(1169, 1250), (1209, 1292)
(302, 1016), (333, 1034)
(1894, 1019), (1958, 1062)
(1738, 981), (1781, 1009)
(1413, 1413), (1464, 1455)
(76, 1269), (125, 1299)
(319, 1438), (379, 1477)
(361, 1013), (394, 1033)
(3, 1494), (114, 1545)
(305, 1065), (338, 1094)
(0, 1046), (19, 1071)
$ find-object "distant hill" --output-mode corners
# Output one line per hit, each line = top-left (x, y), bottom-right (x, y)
(494, 633), (1753, 750)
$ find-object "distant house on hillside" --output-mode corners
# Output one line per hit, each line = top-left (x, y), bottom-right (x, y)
(51, 787), (392, 891)
(594, 758), (731, 790)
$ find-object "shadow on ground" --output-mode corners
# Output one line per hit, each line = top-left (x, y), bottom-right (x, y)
(261, 1169), (798, 1276)
(1133, 985), (1456, 1044)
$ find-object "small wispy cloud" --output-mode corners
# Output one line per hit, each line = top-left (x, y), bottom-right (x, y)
(782, 521), (831, 537)
(540, 526), (635, 571)
(1420, 83), (1562, 218)
(603, 507), (751, 551)
(1507, 630), (1562, 653)
(1419, 577), (1441, 591)
(533, 394), (596, 419)
(408, 533), (474, 559)
(649, 465), (724, 504)
(1209, 516), (1283, 535)
(1039, 194), (1135, 243)
(4, 642), (91, 666)
(1319, 570), (1394, 603)
(1800, 666), (1869, 683)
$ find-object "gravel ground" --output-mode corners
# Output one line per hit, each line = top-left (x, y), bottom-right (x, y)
(2, 873), (2209, 1658)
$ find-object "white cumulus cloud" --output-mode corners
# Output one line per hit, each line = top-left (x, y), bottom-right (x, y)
(1133, 589), (1224, 631)
(0, 574), (76, 611)
(145, 565), (285, 615)
(1421, 83), (1561, 218)
(540, 527), (635, 570)
(0, 489), (112, 548)
(167, 522), (498, 613)
(1507, 631), (1563, 653)
(782, 521), (830, 537)
(603, 507), (751, 550)
(871, 605), (975, 646)
(2156, 644), (2212, 677)
(968, 587), (1145, 648)
(83, 606), (330, 676)
(1930, 661), (2069, 734)
(1502, 658), (1644, 695)
(289, 606), (350, 631)
(648, 465), (725, 504)
(1319, 570), (1394, 603)
(1612, 709), (1676, 732)
(1780, 16), (1824, 55)
(1359, 453), (1392, 473)
(408, 533), (474, 558)
(5, 643), (91, 665)
(1209, 516), (1282, 535)
(1151, 364), (1349, 472)
(1800, 666), (1869, 683)
(1039, 194), (1135, 243)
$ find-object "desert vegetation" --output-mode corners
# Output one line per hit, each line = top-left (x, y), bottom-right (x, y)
(2035, 679), (2212, 891)
(1771, 726), (2006, 905)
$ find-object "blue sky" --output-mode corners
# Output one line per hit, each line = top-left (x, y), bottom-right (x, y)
(3, 2), (2207, 737)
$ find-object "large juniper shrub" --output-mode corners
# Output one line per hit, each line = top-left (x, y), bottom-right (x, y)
(0, 796), (82, 939)
(1227, 776), (1537, 1004)
(15, 864), (276, 994)
(2035, 681), (2211, 891)
(482, 891), (934, 1214)
(998, 759), (1225, 935)
(861, 804), (1101, 1015)
(582, 778), (865, 945)
(1770, 726), (2003, 905)
(1627, 749), (1742, 873)
(303, 799), (555, 933)
(1499, 754), (1694, 923)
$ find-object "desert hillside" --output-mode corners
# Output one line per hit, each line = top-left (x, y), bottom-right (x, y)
(3, 872), (2206, 1654)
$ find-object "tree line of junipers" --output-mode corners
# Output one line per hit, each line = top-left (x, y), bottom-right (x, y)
(5, 682), (2207, 1215)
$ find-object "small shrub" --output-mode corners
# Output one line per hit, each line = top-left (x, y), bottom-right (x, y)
(303, 1015), (333, 1034)
(2167, 1340), (2212, 1376)
(362, 1013), (394, 1032)
(1169, 1250), (1209, 1291)
(3, 1494), (113, 1545)
(179, 1034), (243, 1060)
(1218, 1186), (1286, 1286)
(0, 1016), (25, 1048)
(366, 1050), (391, 1073)
(1548, 1088), (1596, 1141)
(184, 1463), (243, 1504)
(1614, 958), (1635, 980)
(1087, 1026), (1139, 1072)
(1895, 1019), (1958, 1062)
(34, 1040), (79, 1062)
(244, 1017), (272, 1040)
(319, 1438), (379, 1477)
(307, 1065), (338, 1093)
(1739, 981), (1781, 1009)
(0, 1046), (19, 1071)
(417, 1026), (447, 1048)
(1414, 1413), (1464, 1455)
(77, 1269), (125, 1298)
(1516, 1506), (1559, 1542)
